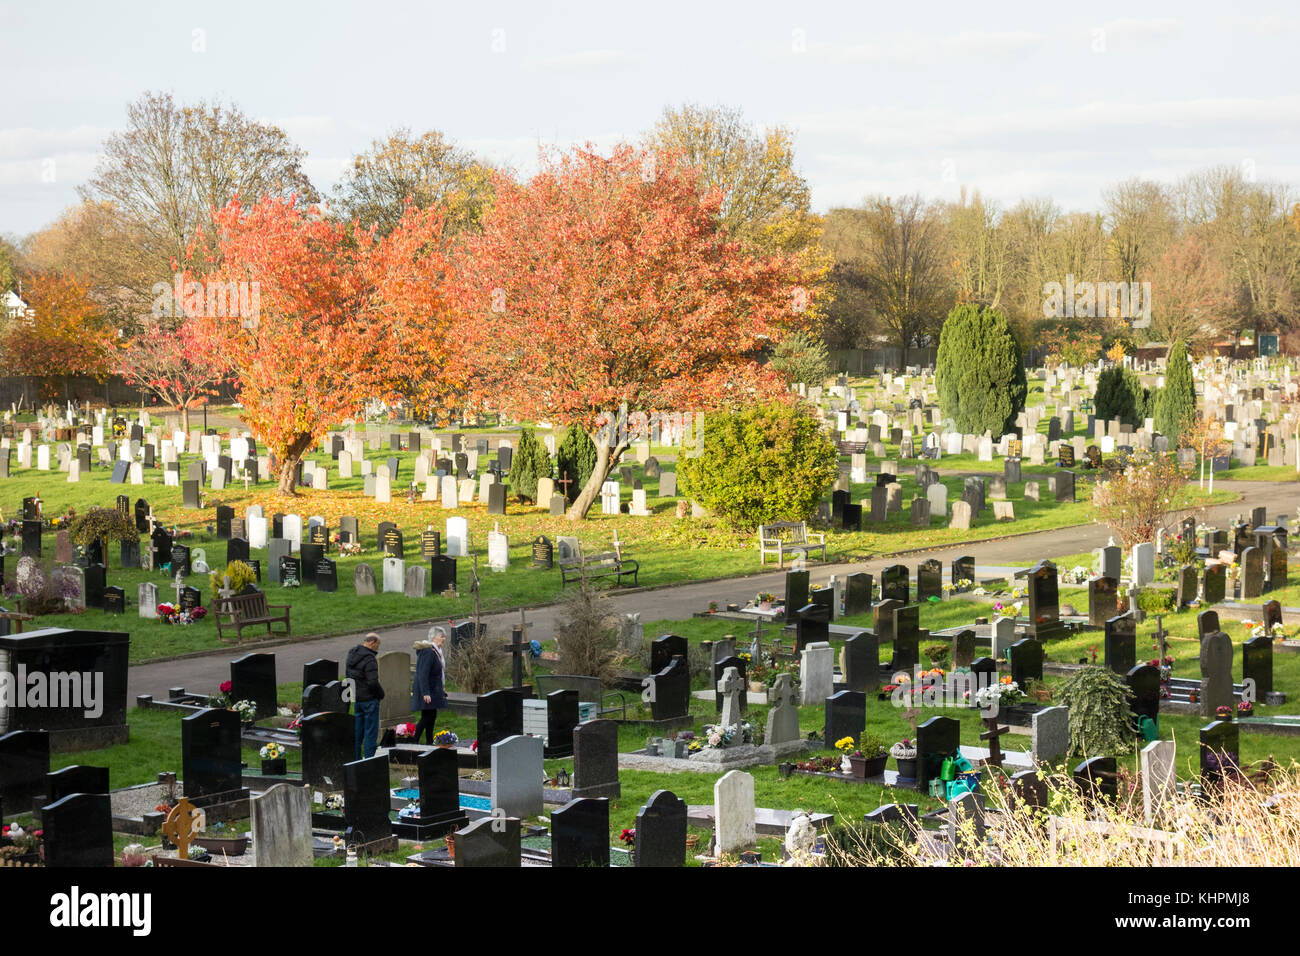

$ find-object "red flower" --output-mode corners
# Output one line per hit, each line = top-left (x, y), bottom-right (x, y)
(219, 680), (232, 693)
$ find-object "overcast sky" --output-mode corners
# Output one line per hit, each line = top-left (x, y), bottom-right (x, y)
(3, 0), (1298, 237)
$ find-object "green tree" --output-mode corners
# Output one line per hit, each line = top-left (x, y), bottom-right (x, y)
(770, 332), (830, 386)
(1094, 365), (1152, 428)
(508, 428), (552, 504)
(1154, 340), (1196, 443)
(677, 401), (838, 530)
(555, 425), (598, 504)
(934, 303), (1027, 436)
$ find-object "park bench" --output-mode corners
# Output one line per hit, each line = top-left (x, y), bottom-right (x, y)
(559, 543), (639, 589)
(214, 589), (291, 644)
(758, 521), (826, 567)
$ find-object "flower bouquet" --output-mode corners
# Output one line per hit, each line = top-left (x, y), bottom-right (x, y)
(433, 729), (459, 748)
(259, 741), (287, 776)
(395, 722), (416, 741)
(232, 699), (258, 725)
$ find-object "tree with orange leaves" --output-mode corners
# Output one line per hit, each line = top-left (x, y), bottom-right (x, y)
(451, 144), (819, 520)
(199, 196), (449, 495)
(0, 271), (116, 403)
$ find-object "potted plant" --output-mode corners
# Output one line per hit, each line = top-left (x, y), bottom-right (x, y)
(1216, 705), (1234, 722)
(619, 827), (636, 866)
(259, 741), (287, 776)
(1237, 700), (1254, 719)
(756, 591), (775, 611)
(857, 733), (889, 777)
(433, 729), (459, 749)
(193, 822), (249, 857)
(890, 738), (918, 780)
(394, 722), (417, 744)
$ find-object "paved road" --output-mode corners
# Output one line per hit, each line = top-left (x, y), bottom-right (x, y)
(126, 478), (1300, 701)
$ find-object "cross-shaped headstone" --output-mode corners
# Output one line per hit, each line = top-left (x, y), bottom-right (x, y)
(901, 703), (921, 738)
(980, 716), (1010, 769)
(557, 472), (573, 499)
(161, 797), (205, 860)
(502, 624), (527, 689)
(218, 575), (236, 601)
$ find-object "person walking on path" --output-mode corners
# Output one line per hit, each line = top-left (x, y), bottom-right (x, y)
(411, 624), (449, 744)
(347, 632), (385, 759)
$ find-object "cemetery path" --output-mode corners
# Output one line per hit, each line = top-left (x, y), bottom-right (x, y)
(125, 480), (1299, 700)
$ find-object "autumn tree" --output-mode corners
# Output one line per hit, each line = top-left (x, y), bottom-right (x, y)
(331, 128), (495, 237)
(118, 318), (226, 433)
(822, 196), (951, 356)
(81, 92), (317, 273)
(1150, 233), (1227, 347)
(200, 196), (448, 495)
(0, 271), (116, 403)
(452, 144), (813, 520)
(646, 104), (817, 254)
(1091, 453), (1192, 549)
(21, 200), (158, 330)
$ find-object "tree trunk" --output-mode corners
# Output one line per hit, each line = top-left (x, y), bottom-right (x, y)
(275, 433), (315, 497)
(566, 438), (629, 521)
(181, 404), (190, 435)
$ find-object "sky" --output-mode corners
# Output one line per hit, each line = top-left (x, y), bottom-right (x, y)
(2, 0), (1299, 237)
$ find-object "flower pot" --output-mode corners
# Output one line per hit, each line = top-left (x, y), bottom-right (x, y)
(895, 756), (918, 780)
(445, 833), (456, 859)
(748, 681), (766, 694)
(261, 758), (287, 776)
(847, 755), (868, 778)
(863, 755), (888, 777)
(778, 762), (795, 778)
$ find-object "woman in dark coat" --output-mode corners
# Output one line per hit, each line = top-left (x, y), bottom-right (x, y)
(411, 625), (449, 744)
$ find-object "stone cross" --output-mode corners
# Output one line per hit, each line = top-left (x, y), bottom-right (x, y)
(557, 472), (574, 499)
(502, 624), (528, 689)
(718, 666), (744, 728)
(980, 716), (1010, 769)
(218, 575), (236, 602)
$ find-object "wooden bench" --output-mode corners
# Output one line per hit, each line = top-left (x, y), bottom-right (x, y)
(758, 521), (826, 567)
(559, 548), (640, 589)
(214, 590), (291, 644)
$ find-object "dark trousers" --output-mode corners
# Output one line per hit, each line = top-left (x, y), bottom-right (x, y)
(354, 699), (381, 760)
(413, 709), (438, 744)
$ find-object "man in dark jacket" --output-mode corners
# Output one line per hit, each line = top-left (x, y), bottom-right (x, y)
(346, 633), (384, 760)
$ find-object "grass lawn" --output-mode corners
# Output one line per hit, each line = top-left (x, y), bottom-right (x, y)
(5, 428), (1197, 662)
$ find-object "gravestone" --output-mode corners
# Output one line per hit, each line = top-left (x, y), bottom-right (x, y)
(476, 689), (524, 768)
(251, 784), (313, 867)
(1127, 663), (1161, 727)
(1008, 638), (1044, 687)
(844, 572), (873, 617)
(1030, 706), (1069, 765)
(353, 563), (377, 596)
(1089, 576), (1118, 626)
(1104, 613), (1137, 675)
(916, 559), (942, 602)
(1242, 635), (1273, 699)
(799, 642), (834, 707)
(572, 719), (621, 798)
(713, 770), (756, 855)
(181, 708), (242, 797)
(1203, 563), (1226, 605)
(42, 792), (114, 867)
(842, 631), (879, 693)
(490, 734), (544, 819)
(823, 690), (867, 752)
(1199, 631), (1235, 718)
(916, 716), (961, 793)
(890, 604), (920, 671)
(454, 816), (522, 867)
(300, 712), (353, 789)
(634, 790), (687, 867)
(551, 797), (611, 868)
(343, 754), (394, 847)
(230, 653), (277, 720)
(0, 730), (50, 811)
